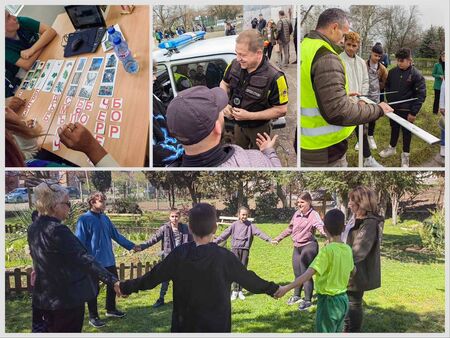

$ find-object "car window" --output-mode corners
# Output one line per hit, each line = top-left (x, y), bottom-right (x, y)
(155, 64), (173, 104)
(170, 59), (228, 92)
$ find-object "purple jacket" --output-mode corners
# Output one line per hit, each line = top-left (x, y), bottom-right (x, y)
(140, 222), (193, 257)
(214, 220), (271, 249)
(275, 208), (325, 247)
(220, 145), (281, 168)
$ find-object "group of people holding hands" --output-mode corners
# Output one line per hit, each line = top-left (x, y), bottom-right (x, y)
(27, 181), (383, 333)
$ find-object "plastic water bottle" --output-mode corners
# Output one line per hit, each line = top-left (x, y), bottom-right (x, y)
(113, 37), (139, 74)
(107, 26), (122, 45)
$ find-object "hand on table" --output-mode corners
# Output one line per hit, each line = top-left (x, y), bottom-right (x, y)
(256, 132), (278, 151)
(58, 122), (108, 165)
(5, 96), (26, 112)
(20, 48), (36, 60)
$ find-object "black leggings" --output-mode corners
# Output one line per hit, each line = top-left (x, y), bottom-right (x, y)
(292, 241), (319, 300)
(389, 111), (412, 153)
(433, 89), (441, 114)
(344, 290), (365, 332)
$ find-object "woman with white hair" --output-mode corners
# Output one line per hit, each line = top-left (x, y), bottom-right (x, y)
(27, 182), (121, 332)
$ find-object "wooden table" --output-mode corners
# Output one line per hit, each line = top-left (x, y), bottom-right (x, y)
(16, 5), (149, 167)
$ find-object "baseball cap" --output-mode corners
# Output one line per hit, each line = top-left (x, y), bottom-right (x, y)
(167, 86), (228, 145)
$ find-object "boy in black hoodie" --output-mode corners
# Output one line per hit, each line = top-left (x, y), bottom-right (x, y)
(118, 203), (279, 332)
(379, 48), (426, 167)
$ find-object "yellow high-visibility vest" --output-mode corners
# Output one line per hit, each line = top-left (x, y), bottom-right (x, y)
(301, 37), (355, 150)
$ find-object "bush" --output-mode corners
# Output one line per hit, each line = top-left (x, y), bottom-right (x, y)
(223, 195), (248, 216)
(110, 198), (143, 215)
(419, 208), (444, 255)
(254, 192), (296, 223)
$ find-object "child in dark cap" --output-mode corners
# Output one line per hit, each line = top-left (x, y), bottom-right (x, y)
(118, 203), (279, 332)
(166, 86), (282, 167)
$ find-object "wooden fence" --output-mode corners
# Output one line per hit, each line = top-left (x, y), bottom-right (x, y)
(5, 261), (159, 296)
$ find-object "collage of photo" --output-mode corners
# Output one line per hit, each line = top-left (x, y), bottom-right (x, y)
(2, 1), (449, 336)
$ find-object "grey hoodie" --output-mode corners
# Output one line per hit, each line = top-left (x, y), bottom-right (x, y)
(214, 220), (272, 249)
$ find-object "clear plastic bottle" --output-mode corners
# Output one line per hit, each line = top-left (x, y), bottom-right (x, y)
(107, 26), (122, 45)
(113, 37), (139, 74)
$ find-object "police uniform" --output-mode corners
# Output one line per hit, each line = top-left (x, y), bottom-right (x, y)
(222, 56), (288, 149)
(6, 16), (40, 97)
(174, 72), (192, 92)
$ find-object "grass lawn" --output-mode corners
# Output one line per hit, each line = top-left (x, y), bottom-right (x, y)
(347, 80), (442, 167)
(5, 221), (445, 333)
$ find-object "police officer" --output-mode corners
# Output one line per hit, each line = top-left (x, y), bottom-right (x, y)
(220, 29), (288, 149)
(301, 8), (393, 167)
(173, 64), (192, 92)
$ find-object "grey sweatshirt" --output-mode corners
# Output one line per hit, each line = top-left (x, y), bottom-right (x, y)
(214, 220), (272, 249)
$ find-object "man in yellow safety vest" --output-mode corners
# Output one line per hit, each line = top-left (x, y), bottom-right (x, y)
(300, 8), (393, 167)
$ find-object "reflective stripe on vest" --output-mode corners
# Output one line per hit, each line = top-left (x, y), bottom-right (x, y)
(301, 37), (355, 150)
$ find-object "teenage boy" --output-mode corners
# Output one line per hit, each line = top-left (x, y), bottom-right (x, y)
(366, 44), (388, 150)
(379, 48), (426, 167)
(274, 209), (355, 333)
(76, 192), (137, 328)
(118, 203), (279, 332)
(340, 32), (381, 167)
(136, 209), (193, 308)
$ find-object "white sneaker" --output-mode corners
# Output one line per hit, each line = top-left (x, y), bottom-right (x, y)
(363, 156), (383, 168)
(354, 142), (359, 150)
(401, 152), (410, 167)
(368, 136), (377, 149)
(379, 145), (396, 158)
(231, 291), (238, 301)
(440, 145), (445, 157)
(238, 291), (246, 300)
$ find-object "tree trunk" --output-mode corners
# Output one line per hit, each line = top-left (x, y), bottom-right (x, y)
(276, 182), (288, 208)
(391, 194), (399, 225)
(237, 182), (244, 209)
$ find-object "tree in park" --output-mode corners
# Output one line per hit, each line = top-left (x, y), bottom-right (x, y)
(417, 26), (445, 58)
(90, 171), (111, 193)
(207, 5), (242, 20)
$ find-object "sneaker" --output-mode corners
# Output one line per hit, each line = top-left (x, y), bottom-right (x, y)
(401, 152), (410, 167)
(298, 300), (313, 311)
(89, 317), (106, 328)
(379, 145), (396, 158)
(152, 298), (165, 308)
(230, 291), (238, 301)
(368, 136), (377, 149)
(440, 145), (445, 157)
(238, 291), (246, 300)
(354, 142), (359, 150)
(287, 296), (302, 305)
(105, 309), (126, 318)
(364, 156), (383, 168)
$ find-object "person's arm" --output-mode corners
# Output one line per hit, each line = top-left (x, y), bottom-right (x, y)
(251, 223), (271, 242)
(140, 226), (164, 250)
(108, 218), (135, 250)
(20, 22), (56, 60)
(15, 49), (42, 71)
(432, 63), (440, 80)
(74, 218), (90, 249)
(351, 221), (379, 264)
(439, 81), (445, 112)
(273, 219), (294, 243)
(53, 224), (118, 286)
(58, 122), (112, 165)
(213, 224), (233, 244)
(312, 53), (388, 126)
(410, 71), (427, 116)
(119, 249), (177, 295)
(311, 211), (326, 237)
(255, 133), (282, 167)
(219, 62), (232, 95)
(227, 251), (279, 296)
(231, 104), (287, 121)
(274, 267), (315, 298)
(379, 65), (388, 92)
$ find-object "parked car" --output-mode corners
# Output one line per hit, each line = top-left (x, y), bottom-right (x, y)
(5, 188), (29, 203)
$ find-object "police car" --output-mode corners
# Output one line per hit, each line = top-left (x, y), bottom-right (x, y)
(153, 31), (286, 131)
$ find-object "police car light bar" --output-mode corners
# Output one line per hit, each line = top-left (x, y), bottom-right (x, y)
(158, 31), (206, 51)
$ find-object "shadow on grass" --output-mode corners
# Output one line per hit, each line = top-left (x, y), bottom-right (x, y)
(381, 233), (444, 264)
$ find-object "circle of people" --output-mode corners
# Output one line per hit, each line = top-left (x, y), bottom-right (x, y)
(28, 182), (382, 333)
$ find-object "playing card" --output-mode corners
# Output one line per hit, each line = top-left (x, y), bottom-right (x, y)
(53, 59), (75, 94)
(110, 110), (122, 123)
(95, 121), (106, 134)
(89, 57), (104, 72)
(97, 110), (107, 121)
(108, 125), (121, 139)
(99, 98), (109, 109)
(43, 60), (64, 92)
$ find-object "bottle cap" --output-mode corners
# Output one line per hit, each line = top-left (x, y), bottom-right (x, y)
(108, 26), (116, 34)
(113, 37), (122, 45)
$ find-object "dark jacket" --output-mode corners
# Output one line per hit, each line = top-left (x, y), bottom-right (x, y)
(140, 222), (193, 257)
(120, 242), (278, 332)
(214, 220), (271, 249)
(346, 213), (384, 292)
(27, 215), (118, 311)
(385, 65), (426, 116)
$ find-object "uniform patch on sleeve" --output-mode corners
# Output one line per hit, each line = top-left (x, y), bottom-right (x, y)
(277, 76), (288, 104)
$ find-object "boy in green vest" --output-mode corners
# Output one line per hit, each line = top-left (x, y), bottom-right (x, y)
(274, 209), (355, 332)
